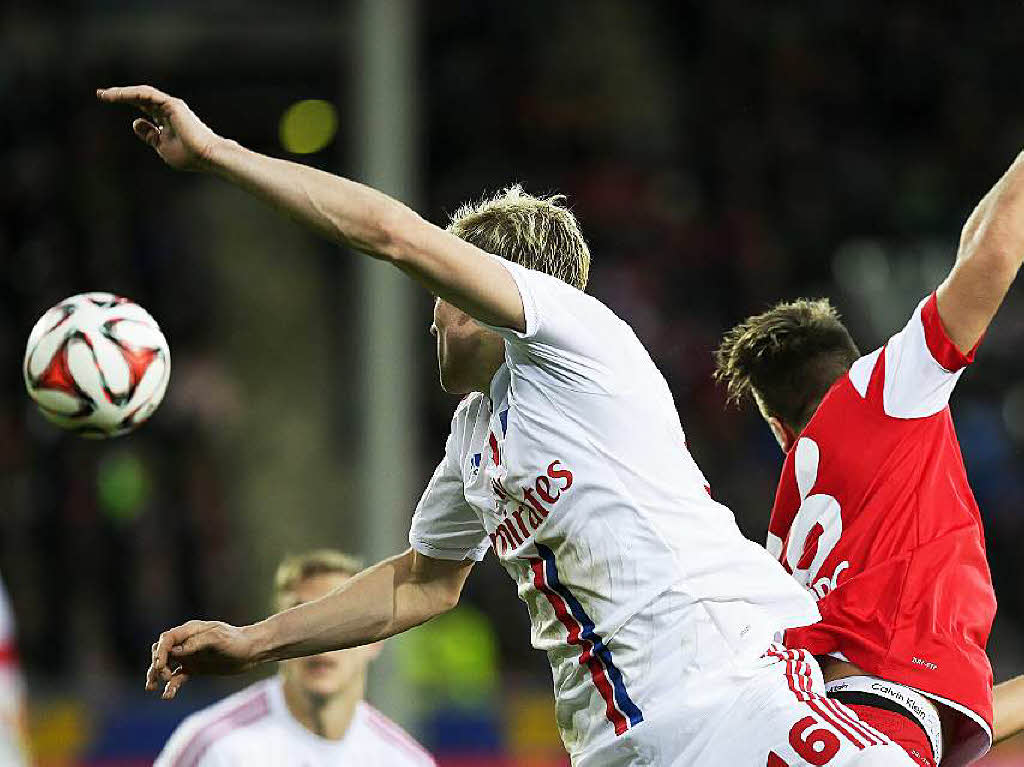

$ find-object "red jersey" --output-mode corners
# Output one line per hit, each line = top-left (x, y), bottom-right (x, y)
(767, 293), (996, 767)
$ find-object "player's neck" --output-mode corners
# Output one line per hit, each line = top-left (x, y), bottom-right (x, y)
(282, 674), (364, 741)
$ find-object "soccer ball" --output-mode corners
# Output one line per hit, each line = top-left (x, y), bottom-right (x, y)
(23, 292), (170, 438)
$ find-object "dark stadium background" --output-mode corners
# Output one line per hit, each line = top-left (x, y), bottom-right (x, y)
(3, 2), (1024, 764)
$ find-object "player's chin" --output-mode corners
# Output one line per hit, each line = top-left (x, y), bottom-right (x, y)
(437, 362), (470, 395)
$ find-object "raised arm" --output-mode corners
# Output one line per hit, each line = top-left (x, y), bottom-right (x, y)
(96, 85), (525, 332)
(936, 150), (1024, 353)
(147, 548), (472, 699)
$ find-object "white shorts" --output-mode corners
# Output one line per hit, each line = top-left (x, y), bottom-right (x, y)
(574, 645), (916, 766)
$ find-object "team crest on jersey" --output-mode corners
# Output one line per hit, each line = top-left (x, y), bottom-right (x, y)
(785, 438), (849, 600)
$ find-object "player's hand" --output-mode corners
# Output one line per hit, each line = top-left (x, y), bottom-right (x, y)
(146, 620), (257, 700)
(96, 85), (223, 172)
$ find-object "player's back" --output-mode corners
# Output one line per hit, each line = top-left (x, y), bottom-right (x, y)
(767, 294), (996, 765)
(155, 677), (435, 767)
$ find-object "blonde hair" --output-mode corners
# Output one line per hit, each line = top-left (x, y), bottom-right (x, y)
(273, 549), (363, 609)
(448, 184), (591, 290)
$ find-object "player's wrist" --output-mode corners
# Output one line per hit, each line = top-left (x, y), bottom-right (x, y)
(242, 619), (280, 666)
(199, 136), (240, 174)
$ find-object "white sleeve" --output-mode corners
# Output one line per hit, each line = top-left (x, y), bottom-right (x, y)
(482, 258), (625, 390)
(409, 427), (489, 562)
(879, 292), (980, 419)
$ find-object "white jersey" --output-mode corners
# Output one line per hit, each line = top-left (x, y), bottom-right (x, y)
(410, 258), (820, 761)
(155, 677), (435, 767)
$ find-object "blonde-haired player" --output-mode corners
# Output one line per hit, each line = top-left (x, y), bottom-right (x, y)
(101, 84), (914, 765)
(155, 550), (435, 766)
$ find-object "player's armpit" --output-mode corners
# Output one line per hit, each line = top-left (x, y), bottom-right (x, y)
(993, 674), (1024, 744)
(936, 149), (1024, 353)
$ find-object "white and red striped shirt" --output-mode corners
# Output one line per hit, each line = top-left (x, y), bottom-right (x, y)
(155, 677), (435, 767)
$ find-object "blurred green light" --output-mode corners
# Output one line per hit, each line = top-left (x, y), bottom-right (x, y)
(97, 450), (151, 524)
(279, 99), (338, 155)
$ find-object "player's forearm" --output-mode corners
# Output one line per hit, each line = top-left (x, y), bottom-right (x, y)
(993, 674), (1024, 743)
(938, 151), (1024, 351)
(207, 138), (420, 261)
(245, 548), (454, 664)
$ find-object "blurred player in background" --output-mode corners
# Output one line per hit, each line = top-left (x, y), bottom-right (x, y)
(0, 579), (28, 767)
(97, 84), (917, 765)
(715, 150), (1024, 766)
(156, 550), (436, 766)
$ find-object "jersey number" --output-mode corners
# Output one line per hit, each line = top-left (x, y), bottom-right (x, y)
(767, 716), (841, 766)
(785, 438), (848, 600)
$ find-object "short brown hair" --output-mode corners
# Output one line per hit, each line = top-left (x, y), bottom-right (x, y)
(273, 549), (363, 609)
(714, 298), (860, 430)
(448, 184), (591, 291)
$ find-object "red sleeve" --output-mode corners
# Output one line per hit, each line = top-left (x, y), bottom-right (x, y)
(921, 292), (981, 372)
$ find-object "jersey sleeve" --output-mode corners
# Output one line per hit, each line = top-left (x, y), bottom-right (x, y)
(409, 427), (489, 562)
(876, 292), (980, 419)
(481, 257), (624, 390)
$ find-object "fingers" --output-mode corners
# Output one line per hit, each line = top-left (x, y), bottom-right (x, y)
(172, 629), (214, 657)
(146, 645), (159, 691)
(95, 85), (173, 115)
(132, 118), (161, 147)
(146, 621), (205, 692)
(162, 668), (191, 700)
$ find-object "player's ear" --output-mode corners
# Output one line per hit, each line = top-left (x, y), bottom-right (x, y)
(767, 416), (795, 454)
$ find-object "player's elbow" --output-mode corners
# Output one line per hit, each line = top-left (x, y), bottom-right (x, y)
(364, 204), (428, 267)
(431, 578), (463, 615)
(968, 243), (1022, 288)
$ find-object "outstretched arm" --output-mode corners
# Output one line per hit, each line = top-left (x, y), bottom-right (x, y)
(96, 85), (525, 332)
(936, 151), (1024, 353)
(994, 675), (1024, 744)
(146, 548), (472, 699)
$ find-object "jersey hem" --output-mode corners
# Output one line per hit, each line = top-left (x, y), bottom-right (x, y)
(408, 538), (488, 562)
(921, 292), (978, 372)
(480, 256), (541, 341)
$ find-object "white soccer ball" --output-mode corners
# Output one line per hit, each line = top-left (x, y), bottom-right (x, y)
(23, 292), (171, 438)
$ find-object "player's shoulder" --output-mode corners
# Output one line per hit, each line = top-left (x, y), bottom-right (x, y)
(356, 702), (437, 765)
(156, 679), (276, 766)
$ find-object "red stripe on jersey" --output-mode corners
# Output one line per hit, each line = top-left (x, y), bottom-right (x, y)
(172, 690), (270, 767)
(529, 558), (628, 735)
(766, 646), (874, 750)
(822, 697), (886, 747)
(363, 704), (436, 764)
(808, 698), (871, 749)
(921, 292), (979, 371)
